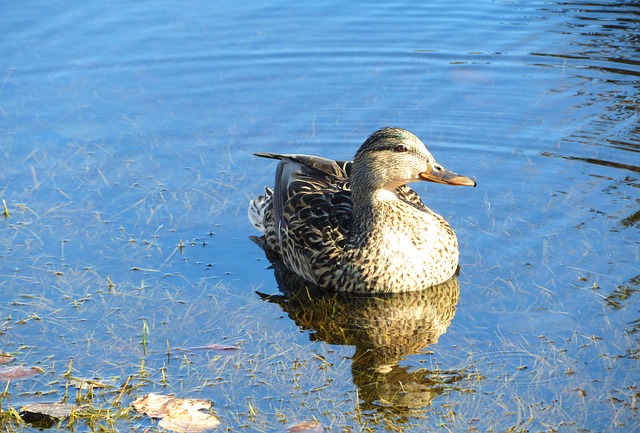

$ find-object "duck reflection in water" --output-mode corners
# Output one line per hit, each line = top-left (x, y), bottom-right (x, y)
(250, 127), (474, 420)
(257, 267), (465, 420)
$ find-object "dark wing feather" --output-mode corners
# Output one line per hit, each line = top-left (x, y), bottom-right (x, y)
(255, 152), (352, 283)
(255, 152), (349, 179)
(255, 153), (350, 236)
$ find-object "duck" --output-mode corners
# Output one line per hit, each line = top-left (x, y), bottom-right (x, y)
(248, 127), (476, 294)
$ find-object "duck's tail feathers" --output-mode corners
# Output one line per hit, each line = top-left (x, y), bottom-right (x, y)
(248, 187), (273, 233)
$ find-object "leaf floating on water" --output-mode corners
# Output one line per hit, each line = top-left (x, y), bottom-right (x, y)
(132, 393), (220, 433)
(20, 402), (75, 428)
(159, 410), (220, 433)
(0, 366), (42, 381)
(132, 393), (174, 418)
(281, 420), (325, 433)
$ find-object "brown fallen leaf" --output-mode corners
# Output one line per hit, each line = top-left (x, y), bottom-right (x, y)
(281, 420), (325, 432)
(0, 366), (42, 381)
(159, 409), (220, 433)
(132, 393), (220, 433)
(132, 393), (175, 418)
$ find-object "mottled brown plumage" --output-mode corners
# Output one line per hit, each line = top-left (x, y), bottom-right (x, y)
(249, 127), (475, 293)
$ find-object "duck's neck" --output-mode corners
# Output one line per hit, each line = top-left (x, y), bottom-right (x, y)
(349, 160), (406, 232)
(350, 184), (401, 232)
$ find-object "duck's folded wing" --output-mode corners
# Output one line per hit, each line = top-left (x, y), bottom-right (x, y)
(254, 152), (352, 284)
(255, 153), (351, 233)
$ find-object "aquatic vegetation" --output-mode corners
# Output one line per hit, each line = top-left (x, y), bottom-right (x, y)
(1, 0), (639, 432)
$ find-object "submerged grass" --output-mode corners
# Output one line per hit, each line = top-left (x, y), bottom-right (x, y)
(2, 245), (637, 432)
(2, 200), (9, 219)
(1, 143), (638, 432)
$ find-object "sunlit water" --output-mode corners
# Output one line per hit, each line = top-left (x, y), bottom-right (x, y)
(1, 1), (638, 431)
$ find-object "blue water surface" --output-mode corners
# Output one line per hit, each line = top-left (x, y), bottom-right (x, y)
(1, 1), (638, 431)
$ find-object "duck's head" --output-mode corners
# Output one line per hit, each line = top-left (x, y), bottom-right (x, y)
(351, 127), (476, 198)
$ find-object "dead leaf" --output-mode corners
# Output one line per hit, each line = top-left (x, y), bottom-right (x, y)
(159, 409), (220, 433)
(132, 393), (220, 433)
(0, 366), (41, 381)
(281, 420), (325, 432)
(20, 402), (74, 419)
(132, 393), (176, 418)
(20, 402), (75, 428)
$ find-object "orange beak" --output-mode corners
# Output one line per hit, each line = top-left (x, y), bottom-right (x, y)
(419, 165), (476, 187)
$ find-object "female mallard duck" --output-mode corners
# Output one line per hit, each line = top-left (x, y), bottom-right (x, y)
(249, 127), (476, 294)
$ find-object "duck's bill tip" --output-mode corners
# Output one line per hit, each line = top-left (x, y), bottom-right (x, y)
(450, 175), (477, 187)
(419, 170), (476, 187)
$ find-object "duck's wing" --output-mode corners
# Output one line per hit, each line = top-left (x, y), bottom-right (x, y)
(255, 152), (351, 231)
(255, 152), (352, 284)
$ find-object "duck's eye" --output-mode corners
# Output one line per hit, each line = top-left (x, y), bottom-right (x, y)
(394, 144), (408, 153)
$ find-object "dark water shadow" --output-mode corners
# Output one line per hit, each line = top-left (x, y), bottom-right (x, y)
(535, 1), (640, 156)
(258, 268), (466, 422)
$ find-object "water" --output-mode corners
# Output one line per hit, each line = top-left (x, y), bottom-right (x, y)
(1, 0), (638, 431)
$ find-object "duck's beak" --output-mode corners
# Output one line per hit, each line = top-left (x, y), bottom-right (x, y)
(419, 164), (476, 187)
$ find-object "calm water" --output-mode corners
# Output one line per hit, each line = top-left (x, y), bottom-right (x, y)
(1, 1), (638, 432)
